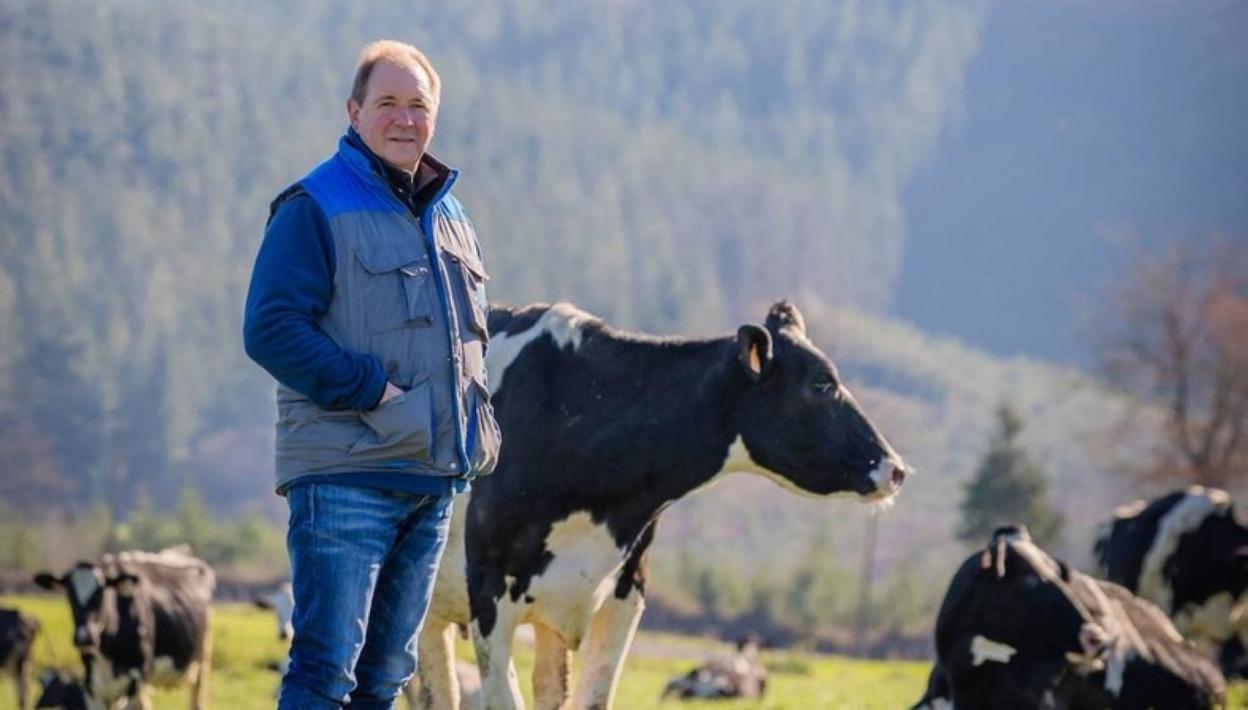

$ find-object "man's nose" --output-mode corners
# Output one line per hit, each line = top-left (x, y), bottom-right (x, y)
(395, 107), (416, 125)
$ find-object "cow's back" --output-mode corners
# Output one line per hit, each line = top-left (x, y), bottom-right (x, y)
(113, 550), (215, 672)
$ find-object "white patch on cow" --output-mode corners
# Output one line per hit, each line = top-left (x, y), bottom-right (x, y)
(426, 495), (471, 628)
(149, 656), (193, 687)
(486, 302), (595, 395)
(69, 567), (100, 607)
(914, 699), (953, 710)
(264, 583), (295, 640)
(1139, 486), (1232, 612)
(86, 659), (134, 704)
(970, 635), (1016, 666)
(1173, 590), (1248, 647)
(1113, 499), (1149, 520)
(524, 511), (629, 648)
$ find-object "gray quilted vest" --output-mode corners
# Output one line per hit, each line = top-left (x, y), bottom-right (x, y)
(272, 136), (500, 490)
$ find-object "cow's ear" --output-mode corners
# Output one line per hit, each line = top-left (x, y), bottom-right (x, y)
(736, 325), (773, 381)
(33, 572), (62, 590)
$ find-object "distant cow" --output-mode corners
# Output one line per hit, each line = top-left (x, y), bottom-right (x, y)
(252, 582), (294, 643)
(34, 546), (215, 709)
(418, 300), (910, 710)
(660, 636), (767, 700)
(914, 526), (1225, 710)
(1, 607), (39, 709)
(1095, 486), (1248, 676)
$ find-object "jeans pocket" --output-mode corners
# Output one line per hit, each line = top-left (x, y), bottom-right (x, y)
(350, 377), (435, 463)
(468, 378), (501, 476)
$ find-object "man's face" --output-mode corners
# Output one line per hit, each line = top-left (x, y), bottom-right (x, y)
(348, 59), (437, 172)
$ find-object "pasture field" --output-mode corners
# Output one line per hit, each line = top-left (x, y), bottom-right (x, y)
(3, 594), (1246, 709)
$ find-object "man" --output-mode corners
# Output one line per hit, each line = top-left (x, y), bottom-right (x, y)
(244, 39), (500, 708)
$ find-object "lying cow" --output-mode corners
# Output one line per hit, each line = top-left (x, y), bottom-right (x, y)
(914, 525), (1225, 710)
(660, 636), (767, 700)
(34, 546), (215, 709)
(1095, 486), (1248, 676)
(418, 300), (910, 710)
(1, 607), (39, 709)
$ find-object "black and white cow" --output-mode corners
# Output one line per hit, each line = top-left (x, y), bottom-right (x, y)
(252, 582), (294, 644)
(418, 300), (910, 710)
(914, 526), (1225, 710)
(660, 636), (767, 700)
(1095, 486), (1248, 677)
(1, 607), (39, 709)
(34, 547), (215, 709)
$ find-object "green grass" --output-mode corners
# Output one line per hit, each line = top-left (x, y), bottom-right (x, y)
(2, 594), (1245, 709)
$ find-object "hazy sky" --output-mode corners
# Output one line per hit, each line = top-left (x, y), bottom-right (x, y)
(895, 1), (1248, 365)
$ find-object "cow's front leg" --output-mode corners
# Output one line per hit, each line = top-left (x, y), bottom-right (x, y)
(415, 619), (462, 710)
(532, 623), (572, 710)
(472, 598), (525, 710)
(572, 588), (645, 710)
(15, 658), (29, 710)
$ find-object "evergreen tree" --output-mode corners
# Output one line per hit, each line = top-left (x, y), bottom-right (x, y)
(958, 404), (1064, 548)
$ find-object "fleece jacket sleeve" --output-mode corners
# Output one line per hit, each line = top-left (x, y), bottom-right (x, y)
(243, 193), (387, 411)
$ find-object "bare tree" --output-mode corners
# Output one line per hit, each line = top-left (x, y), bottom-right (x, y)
(1095, 237), (1248, 487)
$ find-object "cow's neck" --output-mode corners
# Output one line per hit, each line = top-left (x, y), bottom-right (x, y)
(578, 335), (749, 542)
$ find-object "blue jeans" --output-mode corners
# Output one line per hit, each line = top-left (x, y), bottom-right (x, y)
(278, 483), (453, 709)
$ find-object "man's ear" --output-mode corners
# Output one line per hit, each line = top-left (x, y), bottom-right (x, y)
(347, 97), (361, 130)
(33, 572), (63, 591)
(736, 325), (773, 382)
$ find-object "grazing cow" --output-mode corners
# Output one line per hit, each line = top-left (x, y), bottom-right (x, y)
(660, 636), (767, 700)
(418, 300), (910, 710)
(1095, 486), (1248, 677)
(1, 607), (39, 709)
(34, 546), (215, 710)
(914, 526), (1225, 710)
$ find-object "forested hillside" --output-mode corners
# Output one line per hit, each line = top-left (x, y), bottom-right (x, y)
(0, 0), (988, 513)
(0, 0), (1210, 643)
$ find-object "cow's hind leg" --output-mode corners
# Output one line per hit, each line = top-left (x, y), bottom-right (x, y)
(532, 623), (572, 710)
(415, 619), (462, 709)
(472, 599), (524, 710)
(571, 588), (645, 710)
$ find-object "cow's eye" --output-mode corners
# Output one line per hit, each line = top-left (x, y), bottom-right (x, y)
(812, 375), (837, 396)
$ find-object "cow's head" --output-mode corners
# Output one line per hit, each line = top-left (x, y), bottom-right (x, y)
(34, 563), (138, 650)
(253, 582), (295, 641)
(730, 301), (909, 501)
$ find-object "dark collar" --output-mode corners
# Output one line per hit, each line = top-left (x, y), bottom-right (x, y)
(345, 127), (451, 212)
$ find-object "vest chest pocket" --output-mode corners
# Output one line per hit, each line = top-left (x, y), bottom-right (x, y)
(355, 244), (434, 333)
(444, 246), (490, 341)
